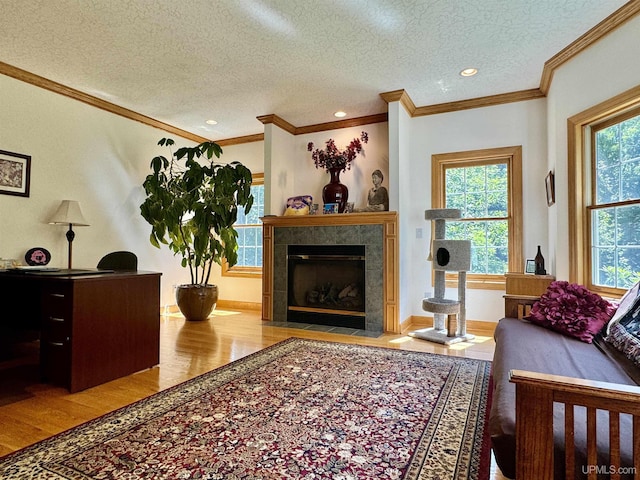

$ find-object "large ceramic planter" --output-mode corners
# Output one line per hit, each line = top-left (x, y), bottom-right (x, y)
(176, 284), (218, 321)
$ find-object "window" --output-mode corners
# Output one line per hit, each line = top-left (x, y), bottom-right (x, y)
(591, 110), (640, 290)
(569, 87), (640, 296)
(432, 146), (523, 289)
(222, 173), (264, 277)
(570, 92), (640, 295)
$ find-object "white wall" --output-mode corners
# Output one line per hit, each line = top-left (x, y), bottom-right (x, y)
(0, 74), (263, 307)
(205, 140), (264, 304)
(394, 102), (415, 322)
(401, 99), (549, 321)
(264, 123), (390, 213)
(264, 123), (296, 215)
(547, 15), (640, 281)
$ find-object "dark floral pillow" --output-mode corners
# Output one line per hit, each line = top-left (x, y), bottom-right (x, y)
(526, 281), (616, 343)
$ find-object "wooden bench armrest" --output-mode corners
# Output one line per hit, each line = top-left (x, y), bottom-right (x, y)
(509, 369), (640, 479)
(510, 369), (640, 403)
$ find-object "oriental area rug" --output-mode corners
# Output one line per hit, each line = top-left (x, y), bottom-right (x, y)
(0, 338), (492, 480)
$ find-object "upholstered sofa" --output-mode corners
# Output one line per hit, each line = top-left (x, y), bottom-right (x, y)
(490, 281), (640, 479)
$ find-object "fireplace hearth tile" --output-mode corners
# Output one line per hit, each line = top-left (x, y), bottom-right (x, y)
(262, 321), (381, 338)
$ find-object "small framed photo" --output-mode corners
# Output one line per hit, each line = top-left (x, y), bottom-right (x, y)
(323, 203), (339, 214)
(545, 171), (555, 207)
(525, 259), (536, 274)
(0, 149), (31, 197)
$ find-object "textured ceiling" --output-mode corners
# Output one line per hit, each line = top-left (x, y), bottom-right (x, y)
(0, 0), (630, 140)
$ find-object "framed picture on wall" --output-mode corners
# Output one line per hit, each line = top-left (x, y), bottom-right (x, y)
(545, 170), (555, 207)
(0, 149), (31, 197)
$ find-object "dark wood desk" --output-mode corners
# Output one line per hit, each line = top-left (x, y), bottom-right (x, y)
(0, 270), (161, 392)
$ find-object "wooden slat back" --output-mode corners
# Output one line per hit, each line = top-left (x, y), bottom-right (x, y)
(586, 407), (597, 480)
(634, 416), (640, 475)
(565, 404), (575, 479)
(510, 370), (640, 479)
(610, 412), (621, 480)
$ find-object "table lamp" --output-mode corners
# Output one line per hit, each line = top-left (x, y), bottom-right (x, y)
(49, 200), (90, 268)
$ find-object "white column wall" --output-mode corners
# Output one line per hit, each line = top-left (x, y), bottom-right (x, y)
(403, 100), (548, 321)
(547, 15), (640, 281)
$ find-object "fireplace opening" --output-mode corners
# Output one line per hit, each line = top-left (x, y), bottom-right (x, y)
(287, 245), (365, 329)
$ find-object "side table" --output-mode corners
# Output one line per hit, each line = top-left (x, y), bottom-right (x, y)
(504, 272), (555, 318)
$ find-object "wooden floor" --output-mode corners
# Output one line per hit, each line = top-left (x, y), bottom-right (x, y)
(0, 309), (508, 478)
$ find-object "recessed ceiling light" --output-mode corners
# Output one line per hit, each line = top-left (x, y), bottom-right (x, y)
(334, 111), (347, 118)
(460, 68), (478, 77)
(205, 119), (218, 125)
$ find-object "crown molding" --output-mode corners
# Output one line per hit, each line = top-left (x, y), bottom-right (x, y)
(540, 0), (640, 94)
(216, 133), (264, 147)
(294, 113), (388, 134)
(256, 114), (297, 134)
(257, 113), (388, 135)
(414, 89), (545, 116)
(380, 90), (416, 115)
(380, 88), (544, 117)
(0, 61), (210, 144)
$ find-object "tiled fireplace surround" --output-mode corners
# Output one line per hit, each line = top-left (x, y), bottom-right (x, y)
(261, 212), (399, 334)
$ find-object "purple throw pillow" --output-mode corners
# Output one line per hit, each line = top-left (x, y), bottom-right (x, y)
(526, 280), (616, 343)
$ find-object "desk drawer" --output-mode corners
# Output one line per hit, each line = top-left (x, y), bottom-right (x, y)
(41, 338), (70, 387)
(40, 284), (72, 388)
(41, 286), (72, 318)
(41, 286), (72, 340)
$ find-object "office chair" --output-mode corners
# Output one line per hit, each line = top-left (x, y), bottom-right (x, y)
(97, 251), (138, 271)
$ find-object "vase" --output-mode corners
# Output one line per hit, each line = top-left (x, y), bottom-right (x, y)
(322, 167), (349, 213)
(535, 245), (546, 275)
(176, 284), (218, 321)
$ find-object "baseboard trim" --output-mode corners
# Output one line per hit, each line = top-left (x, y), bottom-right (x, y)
(163, 299), (262, 314)
(216, 299), (262, 311)
(401, 315), (497, 337)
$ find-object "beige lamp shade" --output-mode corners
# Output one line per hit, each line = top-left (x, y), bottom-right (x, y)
(49, 200), (90, 226)
(49, 200), (89, 269)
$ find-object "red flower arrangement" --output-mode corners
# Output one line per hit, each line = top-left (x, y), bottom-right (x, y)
(307, 131), (369, 172)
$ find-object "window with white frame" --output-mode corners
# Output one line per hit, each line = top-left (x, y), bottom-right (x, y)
(222, 173), (264, 277)
(432, 146), (523, 288)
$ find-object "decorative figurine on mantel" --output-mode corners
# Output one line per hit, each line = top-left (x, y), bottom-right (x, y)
(410, 208), (474, 345)
(364, 169), (389, 211)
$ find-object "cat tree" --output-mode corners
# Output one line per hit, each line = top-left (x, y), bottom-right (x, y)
(410, 208), (474, 345)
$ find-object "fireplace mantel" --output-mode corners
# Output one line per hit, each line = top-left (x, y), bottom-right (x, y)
(261, 212), (399, 333)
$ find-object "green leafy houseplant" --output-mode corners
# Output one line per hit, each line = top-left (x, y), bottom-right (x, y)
(140, 138), (253, 319)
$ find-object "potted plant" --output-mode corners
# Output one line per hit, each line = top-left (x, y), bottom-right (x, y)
(140, 138), (254, 321)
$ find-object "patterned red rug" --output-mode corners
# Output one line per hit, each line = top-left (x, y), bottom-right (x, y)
(0, 338), (492, 479)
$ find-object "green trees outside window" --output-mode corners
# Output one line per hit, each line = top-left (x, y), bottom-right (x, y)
(445, 163), (509, 275)
(234, 182), (265, 268)
(592, 112), (640, 289)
